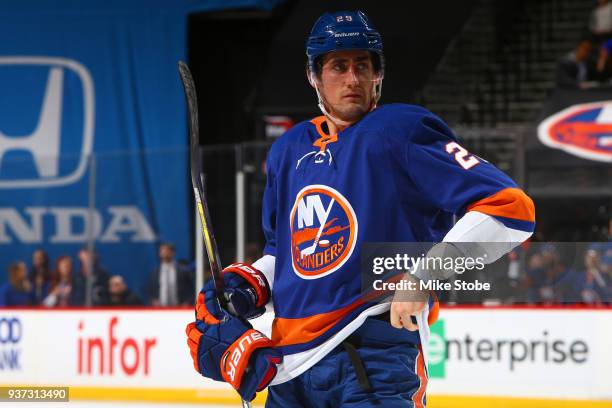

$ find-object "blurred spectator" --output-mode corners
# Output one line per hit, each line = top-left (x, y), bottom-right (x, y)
(595, 38), (612, 83)
(583, 219), (612, 303)
(581, 249), (611, 303)
(44, 255), (75, 307)
(524, 245), (585, 304)
(29, 249), (51, 305)
(556, 39), (597, 89)
(72, 247), (110, 306)
(524, 252), (546, 303)
(0, 261), (33, 307)
(102, 275), (142, 306)
(148, 242), (193, 306)
(590, 0), (612, 42)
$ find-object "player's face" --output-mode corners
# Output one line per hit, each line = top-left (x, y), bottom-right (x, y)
(317, 50), (379, 123)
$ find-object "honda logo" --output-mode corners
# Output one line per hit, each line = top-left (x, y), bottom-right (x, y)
(0, 57), (94, 188)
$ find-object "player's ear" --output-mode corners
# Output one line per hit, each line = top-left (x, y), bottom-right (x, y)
(373, 71), (383, 85)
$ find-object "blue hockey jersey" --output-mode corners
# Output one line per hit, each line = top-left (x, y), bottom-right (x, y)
(260, 104), (535, 383)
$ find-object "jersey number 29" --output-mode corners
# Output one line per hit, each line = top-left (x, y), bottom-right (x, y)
(445, 142), (479, 170)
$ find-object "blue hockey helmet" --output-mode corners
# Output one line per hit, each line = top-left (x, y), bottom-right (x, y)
(306, 10), (384, 76)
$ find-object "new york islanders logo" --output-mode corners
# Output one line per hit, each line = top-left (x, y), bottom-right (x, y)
(290, 185), (358, 279)
(538, 101), (612, 162)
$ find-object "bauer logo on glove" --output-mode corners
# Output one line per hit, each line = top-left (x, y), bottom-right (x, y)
(185, 282), (281, 402)
(221, 329), (279, 387)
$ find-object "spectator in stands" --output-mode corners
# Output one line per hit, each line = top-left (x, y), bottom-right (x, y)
(595, 38), (612, 86)
(525, 244), (585, 304)
(0, 261), (33, 307)
(72, 247), (110, 306)
(590, 0), (612, 43)
(102, 275), (142, 306)
(148, 242), (193, 306)
(524, 251), (546, 303)
(43, 255), (75, 307)
(583, 219), (612, 303)
(29, 249), (51, 305)
(581, 249), (610, 303)
(556, 39), (597, 89)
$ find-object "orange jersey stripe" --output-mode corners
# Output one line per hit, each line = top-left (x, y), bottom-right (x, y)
(428, 293), (440, 326)
(271, 298), (365, 347)
(272, 286), (439, 348)
(467, 187), (535, 222)
(412, 344), (428, 408)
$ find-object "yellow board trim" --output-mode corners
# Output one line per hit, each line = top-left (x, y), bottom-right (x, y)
(2, 386), (611, 407)
(70, 386), (267, 405)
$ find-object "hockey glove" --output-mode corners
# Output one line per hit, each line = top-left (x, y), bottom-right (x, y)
(185, 285), (281, 401)
(222, 263), (270, 319)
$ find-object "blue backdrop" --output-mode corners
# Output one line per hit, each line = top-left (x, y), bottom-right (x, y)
(0, 0), (285, 301)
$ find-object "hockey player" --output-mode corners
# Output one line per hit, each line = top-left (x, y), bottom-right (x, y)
(186, 10), (535, 407)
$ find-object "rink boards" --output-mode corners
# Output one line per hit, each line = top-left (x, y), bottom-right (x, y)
(0, 307), (610, 407)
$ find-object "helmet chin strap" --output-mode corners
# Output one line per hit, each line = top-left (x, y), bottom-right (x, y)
(309, 72), (383, 131)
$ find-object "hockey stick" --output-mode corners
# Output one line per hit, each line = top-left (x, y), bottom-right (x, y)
(178, 61), (252, 408)
(300, 198), (334, 258)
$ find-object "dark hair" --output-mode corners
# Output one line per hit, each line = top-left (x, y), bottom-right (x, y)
(8, 261), (26, 287)
(160, 242), (176, 252)
(29, 249), (51, 281)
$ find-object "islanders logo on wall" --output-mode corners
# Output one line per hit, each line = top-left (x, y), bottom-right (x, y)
(289, 185), (358, 280)
(538, 101), (612, 162)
